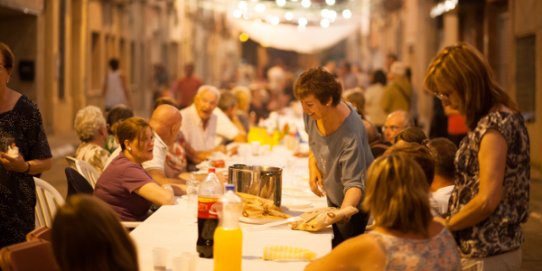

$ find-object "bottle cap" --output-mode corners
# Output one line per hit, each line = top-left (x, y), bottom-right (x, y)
(208, 167), (216, 173)
(225, 183), (235, 191)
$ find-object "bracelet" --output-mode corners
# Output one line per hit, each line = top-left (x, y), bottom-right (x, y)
(24, 161), (31, 174)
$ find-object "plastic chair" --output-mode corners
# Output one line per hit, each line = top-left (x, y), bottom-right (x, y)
(34, 177), (65, 228)
(26, 226), (52, 242)
(66, 157), (100, 188)
(64, 156), (77, 169)
(64, 167), (94, 196)
(0, 239), (60, 271)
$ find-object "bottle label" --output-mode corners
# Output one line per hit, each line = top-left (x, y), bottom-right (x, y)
(198, 197), (218, 219)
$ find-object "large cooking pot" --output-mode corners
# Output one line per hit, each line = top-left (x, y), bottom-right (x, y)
(228, 164), (282, 207)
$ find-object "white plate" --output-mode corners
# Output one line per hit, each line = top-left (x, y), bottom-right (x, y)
(239, 216), (285, 225)
(281, 198), (312, 209)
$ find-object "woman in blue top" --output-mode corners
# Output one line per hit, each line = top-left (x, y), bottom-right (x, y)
(294, 67), (374, 247)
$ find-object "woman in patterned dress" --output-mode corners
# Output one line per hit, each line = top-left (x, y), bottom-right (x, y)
(424, 42), (530, 270)
(0, 42), (52, 248)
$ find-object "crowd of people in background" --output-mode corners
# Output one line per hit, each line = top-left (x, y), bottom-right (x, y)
(0, 39), (531, 271)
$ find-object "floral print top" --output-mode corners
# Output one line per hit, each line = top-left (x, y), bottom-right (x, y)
(368, 228), (460, 271)
(450, 111), (530, 258)
(75, 142), (110, 173)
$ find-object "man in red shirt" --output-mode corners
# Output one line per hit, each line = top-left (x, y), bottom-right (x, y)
(172, 63), (203, 108)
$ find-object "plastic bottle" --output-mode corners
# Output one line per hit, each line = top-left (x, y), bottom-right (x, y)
(196, 168), (224, 258)
(214, 184), (243, 271)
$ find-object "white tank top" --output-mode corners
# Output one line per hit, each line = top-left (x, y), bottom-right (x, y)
(104, 70), (127, 108)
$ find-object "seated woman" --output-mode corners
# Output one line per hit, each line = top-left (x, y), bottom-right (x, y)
(52, 195), (138, 271)
(73, 105), (110, 173)
(305, 153), (460, 271)
(94, 117), (175, 221)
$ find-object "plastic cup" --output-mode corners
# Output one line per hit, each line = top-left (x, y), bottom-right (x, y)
(152, 247), (168, 271)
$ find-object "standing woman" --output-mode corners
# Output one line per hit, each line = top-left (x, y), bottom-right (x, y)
(424, 42), (530, 270)
(294, 67), (374, 247)
(0, 42), (52, 247)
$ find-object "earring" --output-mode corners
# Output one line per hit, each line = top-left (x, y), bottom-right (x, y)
(128, 147), (132, 152)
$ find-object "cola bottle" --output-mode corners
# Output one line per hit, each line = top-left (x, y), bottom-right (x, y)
(196, 167), (223, 258)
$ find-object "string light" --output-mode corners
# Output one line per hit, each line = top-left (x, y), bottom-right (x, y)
(204, 0), (361, 29)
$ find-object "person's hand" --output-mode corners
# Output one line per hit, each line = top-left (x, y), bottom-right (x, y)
(308, 158), (324, 197)
(434, 216), (449, 228)
(0, 152), (28, 173)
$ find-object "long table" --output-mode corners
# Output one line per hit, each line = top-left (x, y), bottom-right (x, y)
(131, 146), (332, 271)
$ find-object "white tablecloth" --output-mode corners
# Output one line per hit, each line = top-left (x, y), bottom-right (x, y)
(131, 148), (332, 271)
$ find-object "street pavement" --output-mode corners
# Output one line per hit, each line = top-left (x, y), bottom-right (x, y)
(41, 133), (542, 270)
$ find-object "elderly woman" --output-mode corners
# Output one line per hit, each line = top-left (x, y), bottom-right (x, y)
(52, 195), (138, 271)
(305, 154), (460, 271)
(424, 42), (530, 270)
(74, 105), (109, 173)
(294, 67), (373, 247)
(0, 42), (52, 248)
(94, 117), (175, 221)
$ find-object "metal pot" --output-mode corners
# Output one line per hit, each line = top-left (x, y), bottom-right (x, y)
(228, 164), (282, 207)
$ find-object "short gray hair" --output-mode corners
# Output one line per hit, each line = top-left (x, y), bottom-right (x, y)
(196, 85), (221, 100)
(74, 106), (106, 142)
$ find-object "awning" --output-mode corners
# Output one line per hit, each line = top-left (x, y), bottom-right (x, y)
(229, 17), (360, 54)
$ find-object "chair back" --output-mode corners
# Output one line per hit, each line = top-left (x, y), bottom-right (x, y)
(34, 177), (65, 228)
(64, 167), (94, 196)
(74, 159), (100, 187)
(26, 226), (52, 242)
(0, 239), (60, 271)
(64, 156), (77, 169)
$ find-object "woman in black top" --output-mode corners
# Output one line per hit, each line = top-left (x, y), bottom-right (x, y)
(0, 42), (52, 248)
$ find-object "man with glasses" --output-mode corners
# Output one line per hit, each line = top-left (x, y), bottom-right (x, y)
(382, 110), (413, 143)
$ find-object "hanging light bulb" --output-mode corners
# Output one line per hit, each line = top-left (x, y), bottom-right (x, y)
(232, 9), (243, 18)
(320, 19), (330, 28)
(284, 11), (294, 21)
(301, 0), (311, 8)
(255, 3), (266, 13)
(342, 9), (352, 19)
(325, 0), (335, 6)
(276, 0), (286, 7)
(298, 17), (308, 27)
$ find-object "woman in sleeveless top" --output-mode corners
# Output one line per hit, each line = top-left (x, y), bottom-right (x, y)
(305, 154), (460, 271)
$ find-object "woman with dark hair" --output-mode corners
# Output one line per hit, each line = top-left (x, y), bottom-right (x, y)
(94, 117), (175, 221)
(425, 42), (530, 270)
(0, 42), (52, 248)
(294, 67), (373, 247)
(52, 195), (139, 271)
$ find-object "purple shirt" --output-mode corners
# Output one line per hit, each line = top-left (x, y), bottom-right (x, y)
(94, 152), (156, 221)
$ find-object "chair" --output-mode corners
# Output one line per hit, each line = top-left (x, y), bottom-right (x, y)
(26, 226), (52, 242)
(64, 156), (77, 169)
(34, 177), (65, 228)
(64, 167), (94, 196)
(0, 239), (60, 271)
(66, 156), (100, 188)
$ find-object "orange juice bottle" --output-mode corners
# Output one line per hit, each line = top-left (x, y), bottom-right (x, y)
(214, 184), (243, 271)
